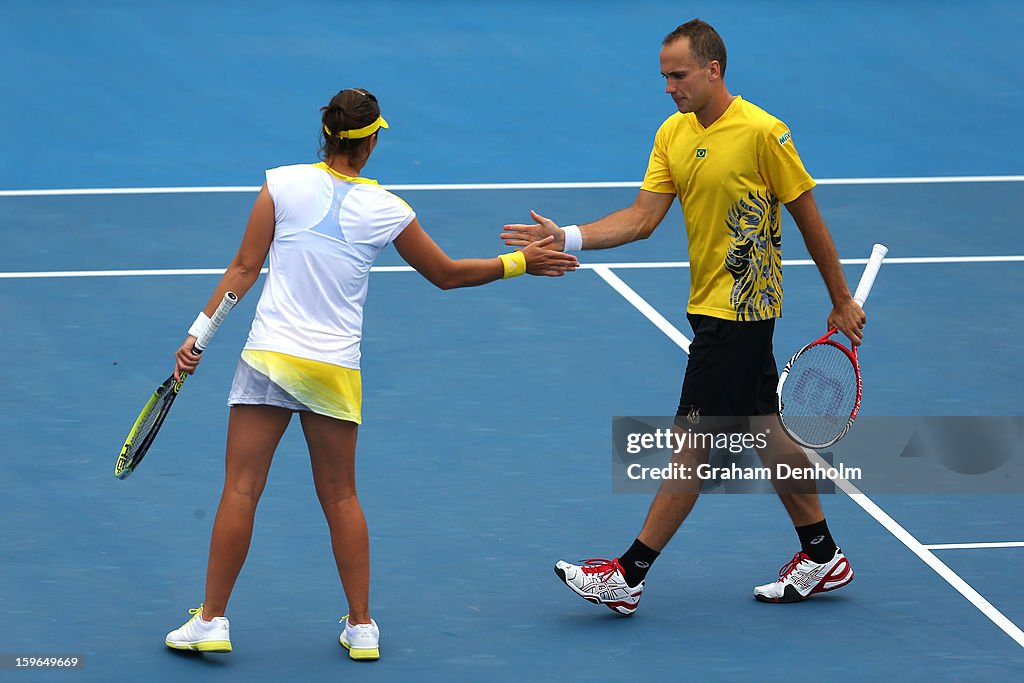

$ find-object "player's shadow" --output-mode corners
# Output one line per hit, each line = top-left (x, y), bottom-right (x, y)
(164, 648), (232, 667)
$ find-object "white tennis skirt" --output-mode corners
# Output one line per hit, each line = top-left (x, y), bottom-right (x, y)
(228, 349), (362, 424)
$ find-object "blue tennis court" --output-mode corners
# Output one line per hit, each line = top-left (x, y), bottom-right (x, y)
(2, 3), (1023, 681)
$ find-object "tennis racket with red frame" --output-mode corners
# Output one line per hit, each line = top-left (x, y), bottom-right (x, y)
(777, 244), (887, 449)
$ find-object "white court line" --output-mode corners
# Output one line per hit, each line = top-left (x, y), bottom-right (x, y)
(571, 256), (1024, 269)
(591, 266), (1024, 649)
(925, 542), (1024, 550)
(833, 487), (1024, 648)
(3, 255), (1023, 280)
(590, 266), (691, 352)
(1, 175), (1024, 196)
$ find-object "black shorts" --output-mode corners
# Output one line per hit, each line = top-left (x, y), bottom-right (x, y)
(676, 313), (779, 419)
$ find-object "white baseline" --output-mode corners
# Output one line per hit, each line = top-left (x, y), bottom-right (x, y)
(2, 255), (1022, 280)
(1, 174), (1024, 197)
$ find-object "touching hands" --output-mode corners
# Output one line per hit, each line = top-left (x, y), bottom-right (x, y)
(519, 234), (579, 277)
(501, 210), (565, 250)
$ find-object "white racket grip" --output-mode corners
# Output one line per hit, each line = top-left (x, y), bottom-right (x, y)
(852, 244), (888, 307)
(193, 291), (239, 353)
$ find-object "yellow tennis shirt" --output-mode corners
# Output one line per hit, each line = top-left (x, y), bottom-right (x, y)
(641, 96), (815, 321)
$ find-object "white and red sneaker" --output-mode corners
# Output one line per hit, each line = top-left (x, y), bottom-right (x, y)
(754, 548), (853, 603)
(554, 558), (645, 615)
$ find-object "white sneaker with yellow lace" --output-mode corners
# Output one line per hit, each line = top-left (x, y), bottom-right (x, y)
(339, 615), (380, 660)
(165, 604), (232, 652)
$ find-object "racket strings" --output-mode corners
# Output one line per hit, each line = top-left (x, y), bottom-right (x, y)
(780, 343), (858, 446)
(124, 386), (172, 460)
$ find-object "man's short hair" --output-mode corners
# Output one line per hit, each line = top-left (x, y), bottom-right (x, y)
(663, 19), (727, 77)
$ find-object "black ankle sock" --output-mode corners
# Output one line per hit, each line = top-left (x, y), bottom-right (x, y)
(796, 519), (838, 563)
(619, 539), (660, 587)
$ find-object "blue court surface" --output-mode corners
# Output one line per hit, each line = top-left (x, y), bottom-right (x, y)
(2, 3), (1023, 681)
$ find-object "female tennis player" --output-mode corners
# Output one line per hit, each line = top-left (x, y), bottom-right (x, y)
(163, 87), (578, 661)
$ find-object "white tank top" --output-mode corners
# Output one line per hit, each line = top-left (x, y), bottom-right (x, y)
(243, 163), (415, 369)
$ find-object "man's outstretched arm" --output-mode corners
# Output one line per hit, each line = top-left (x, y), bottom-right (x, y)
(501, 189), (676, 251)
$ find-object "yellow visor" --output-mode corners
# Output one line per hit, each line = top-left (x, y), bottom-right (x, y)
(324, 116), (389, 140)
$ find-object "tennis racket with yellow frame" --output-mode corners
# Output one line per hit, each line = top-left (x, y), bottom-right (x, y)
(114, 292), (238, 479)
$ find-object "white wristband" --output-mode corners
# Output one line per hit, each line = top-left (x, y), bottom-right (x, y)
(562, 224), (583, 253)
(188, 312), (211, 338)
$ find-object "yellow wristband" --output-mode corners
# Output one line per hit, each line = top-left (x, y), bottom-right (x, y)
(498, 251), (527, 279)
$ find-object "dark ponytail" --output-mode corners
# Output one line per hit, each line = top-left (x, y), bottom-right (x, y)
(319, 88), (383, 162)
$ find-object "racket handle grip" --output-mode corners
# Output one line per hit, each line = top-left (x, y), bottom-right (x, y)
(853, 243), (888, 307)
(193, 291), (239, 353)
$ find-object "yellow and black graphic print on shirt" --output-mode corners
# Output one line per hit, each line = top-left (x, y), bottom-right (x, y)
(724, 190), (783, 321)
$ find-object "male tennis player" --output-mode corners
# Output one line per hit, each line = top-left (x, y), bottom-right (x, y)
(502, 19), (865, 611)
